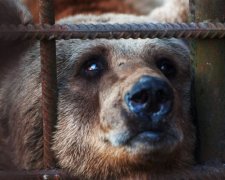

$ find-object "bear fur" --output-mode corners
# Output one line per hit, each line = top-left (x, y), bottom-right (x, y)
(0, 0), (224, 179)
(23, 0), (137, 23)
(149, 0), (189, 22)
(22, 0), (189, 23)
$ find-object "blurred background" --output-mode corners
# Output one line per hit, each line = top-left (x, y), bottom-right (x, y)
(23, 0), (166, 23)
(125, 0), (164, 14)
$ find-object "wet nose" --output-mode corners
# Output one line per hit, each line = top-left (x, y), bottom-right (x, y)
(125, 76), (174, 122)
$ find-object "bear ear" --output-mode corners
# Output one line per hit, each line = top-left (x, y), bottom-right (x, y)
(0, 0), (33, 69)
(149, 0), (189, 23)
(0, 0), (32, 25)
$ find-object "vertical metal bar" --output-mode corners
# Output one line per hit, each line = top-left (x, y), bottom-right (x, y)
(190, 0), (225, 162)
(39, 0), (57, 168)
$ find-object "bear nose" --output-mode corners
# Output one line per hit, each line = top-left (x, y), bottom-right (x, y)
(125, 76), (174, 122)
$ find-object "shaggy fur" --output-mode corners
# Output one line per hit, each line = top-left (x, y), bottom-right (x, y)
(149, 0), (189, 22)
(23, 0), (137, 23)
(0, 0), (224, 179)
(23, 0), (189, 23)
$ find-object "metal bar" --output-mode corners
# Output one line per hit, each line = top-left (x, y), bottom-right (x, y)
(39, 0), (57, 169)
(1, 165), (225, 179)
(0, 170), (74, 180)
(191, 0), (225, 162)
(0, 22), (225, 40)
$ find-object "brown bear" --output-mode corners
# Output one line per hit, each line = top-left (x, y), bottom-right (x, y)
(0, 0), (224, 179)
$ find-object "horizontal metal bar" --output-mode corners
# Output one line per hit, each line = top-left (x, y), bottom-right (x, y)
(0, 22), (224, 40)
(1, 165), (225, 179)
(0, 170), (74, 180)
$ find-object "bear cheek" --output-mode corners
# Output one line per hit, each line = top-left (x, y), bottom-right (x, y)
(98, 83), (130, 145)
(52, 88), (100, 163)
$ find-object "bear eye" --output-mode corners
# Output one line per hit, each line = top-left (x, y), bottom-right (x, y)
(156, 58), (177, 78)
(80, 57), (105, 78)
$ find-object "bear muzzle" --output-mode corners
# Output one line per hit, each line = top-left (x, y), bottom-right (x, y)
(102, 75), (178, 153)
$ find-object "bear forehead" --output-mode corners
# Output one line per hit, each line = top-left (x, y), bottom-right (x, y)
(57, 38), (190, 63)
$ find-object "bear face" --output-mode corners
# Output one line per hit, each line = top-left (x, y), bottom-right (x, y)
(52, 38), (194, 178)
(1, 38), (194, 178)
(0, 0), (195, 179)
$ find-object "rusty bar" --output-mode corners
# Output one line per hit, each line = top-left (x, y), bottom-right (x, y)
(39, 0), (57, 169)
(0, 22), (225, 40)
(1, 165), (225, 179)
(191, 0), (225, 162)
(0, 170), (74, 180)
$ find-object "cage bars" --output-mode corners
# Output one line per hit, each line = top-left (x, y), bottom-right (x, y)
(39, 0), (57, 169)
(191, 0), (225, 162)
(0, 22), (225, 40)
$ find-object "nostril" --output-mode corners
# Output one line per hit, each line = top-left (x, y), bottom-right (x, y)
(131, 90), (149, 105)
(155, 89), (169, 103)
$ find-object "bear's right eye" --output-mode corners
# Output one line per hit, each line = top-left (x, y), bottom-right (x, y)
(80, 56), (106, 79)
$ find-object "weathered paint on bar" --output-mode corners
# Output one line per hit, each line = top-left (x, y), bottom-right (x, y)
(191, 0), (225, 162)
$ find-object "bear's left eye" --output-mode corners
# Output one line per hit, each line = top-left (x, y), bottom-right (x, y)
(81, 58), (105, 78)
(156, 58), (177, 78)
